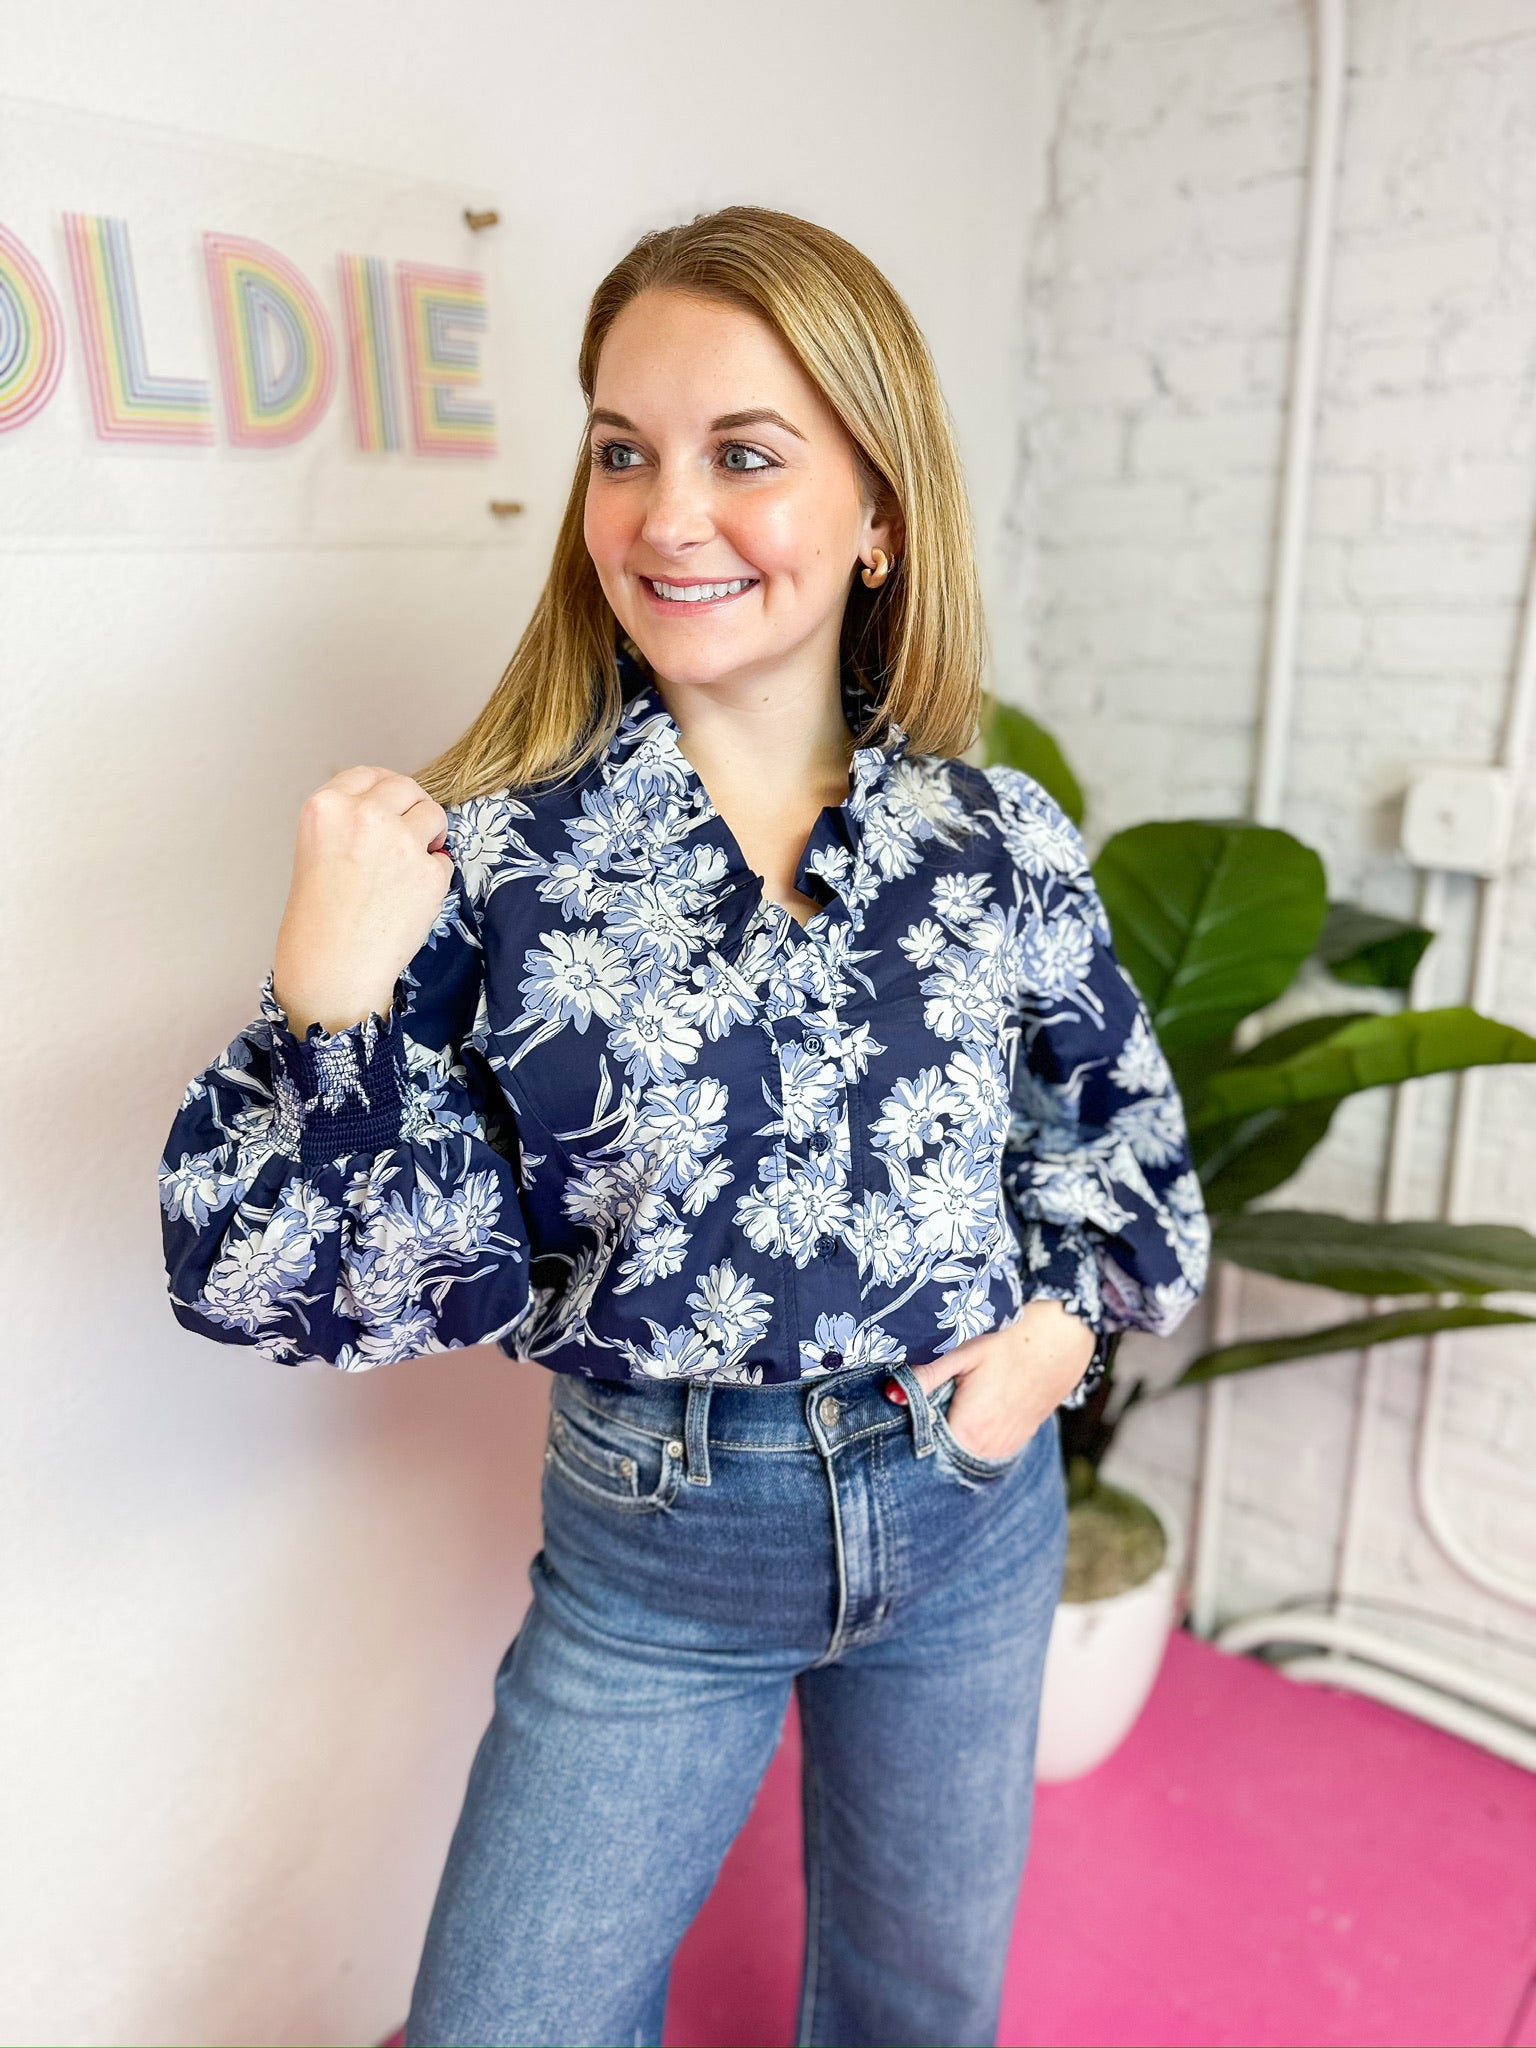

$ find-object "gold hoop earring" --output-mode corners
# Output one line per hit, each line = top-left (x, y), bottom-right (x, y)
(861, 548), (892, 589)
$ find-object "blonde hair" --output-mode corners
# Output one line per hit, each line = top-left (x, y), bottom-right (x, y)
(413, 204), (988, 805)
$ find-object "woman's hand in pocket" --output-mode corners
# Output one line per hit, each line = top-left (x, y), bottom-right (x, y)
(910, 1300), (1097, 1463)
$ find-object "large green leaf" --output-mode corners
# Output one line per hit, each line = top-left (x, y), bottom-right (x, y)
(1093, 821), (1326, 1051)
(1225, 1013), (1369, 1066)
(1181, 1012), (1344, 1129)
(1213, 1209), (1536, 1296)
(1177, 1304), (1536, 1382)
(1195, 1100), (1340, 1213)
(980, 697), (1085, 825)
(1209, 1013), (1364, 1084)
(1317, 901), (1434, 990)
(1168, 1038), (1236, 1113)
(1195, 1007), (1536, 1124)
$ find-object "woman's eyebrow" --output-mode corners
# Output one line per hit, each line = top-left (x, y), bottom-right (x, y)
(587, 406), (807, 442)
(711, 408), (807, 440)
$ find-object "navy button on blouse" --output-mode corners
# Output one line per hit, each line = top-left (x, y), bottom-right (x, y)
(158, 645), (1209, 1402)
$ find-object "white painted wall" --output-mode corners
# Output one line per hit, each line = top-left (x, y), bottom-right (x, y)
(1016, 0), (1536, 1694)
(0, 5), (1046, 2042)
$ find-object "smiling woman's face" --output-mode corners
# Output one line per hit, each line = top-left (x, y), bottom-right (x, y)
(583, 288), (896, 694)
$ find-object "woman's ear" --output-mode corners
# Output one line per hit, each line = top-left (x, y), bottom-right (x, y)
(869, 495), (905, 569)
(851, 443), (905, 569)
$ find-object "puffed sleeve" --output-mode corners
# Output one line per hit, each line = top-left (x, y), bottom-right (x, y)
(157, 853), (541, 1372)
(987, 766), (1211, 1409)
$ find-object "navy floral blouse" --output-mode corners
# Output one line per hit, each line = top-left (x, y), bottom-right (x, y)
(159, 643), (1209, 1404)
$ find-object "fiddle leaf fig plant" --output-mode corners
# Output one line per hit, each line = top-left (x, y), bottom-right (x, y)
(979, 693), (1536, 1473)
(1092, 819), (1327, 1053)
(1315, 900), (1434, 989)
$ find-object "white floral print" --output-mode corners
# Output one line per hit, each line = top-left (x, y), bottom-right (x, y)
(159, 644), (1209, 1398)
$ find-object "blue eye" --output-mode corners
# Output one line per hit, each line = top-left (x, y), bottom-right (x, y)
(589, 438), (778, 475)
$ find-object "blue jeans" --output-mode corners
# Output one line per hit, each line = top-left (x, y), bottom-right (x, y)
(404, 1357), (1068, 2048)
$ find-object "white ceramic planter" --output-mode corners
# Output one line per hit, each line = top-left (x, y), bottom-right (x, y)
(1034, 1482), (1185, 1784)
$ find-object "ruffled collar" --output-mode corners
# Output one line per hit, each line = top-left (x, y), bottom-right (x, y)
(603, 637), (911, 957)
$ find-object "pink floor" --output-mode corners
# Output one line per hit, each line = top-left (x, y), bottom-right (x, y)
(386, 1628), (1536, 2047)
(665, 1629), (1536, 2048)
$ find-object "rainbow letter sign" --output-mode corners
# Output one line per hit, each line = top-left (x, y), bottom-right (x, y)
(397, 262), (497, 458)
(0, 216), (496, 457)
(338, 253), (401, 454)
(64, 214), (214, 444)
(0, 222), (66, 433)
(203, 232), (337, 448)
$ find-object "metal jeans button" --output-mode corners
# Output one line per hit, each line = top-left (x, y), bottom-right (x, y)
(818, 1394), (841, 1425)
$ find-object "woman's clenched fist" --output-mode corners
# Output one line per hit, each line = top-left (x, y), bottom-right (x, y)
(272, 766), (453, 1038)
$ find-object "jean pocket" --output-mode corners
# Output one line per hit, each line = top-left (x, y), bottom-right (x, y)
(926, 1374), (1033, 1481)
(544, 1386), (681, 1514)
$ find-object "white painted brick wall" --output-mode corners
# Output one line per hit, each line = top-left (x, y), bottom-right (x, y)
(1007, 0), (1536, 1693)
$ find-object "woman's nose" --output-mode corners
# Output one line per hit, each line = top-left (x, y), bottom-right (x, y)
(639, 463), (717, 558)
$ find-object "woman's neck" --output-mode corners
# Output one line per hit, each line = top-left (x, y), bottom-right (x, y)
(651, 662), (856, 819)
(651, 662), (856, 924)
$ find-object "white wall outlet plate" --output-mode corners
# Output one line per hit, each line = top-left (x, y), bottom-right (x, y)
(1400, 765), (1514, 877)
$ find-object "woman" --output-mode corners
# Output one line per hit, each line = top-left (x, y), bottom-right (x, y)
(159, 205), (1208, 2048)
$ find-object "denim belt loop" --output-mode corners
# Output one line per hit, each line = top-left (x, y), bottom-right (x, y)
(888, 1361), (936, 1457)
(682, 1380), (713, 1486)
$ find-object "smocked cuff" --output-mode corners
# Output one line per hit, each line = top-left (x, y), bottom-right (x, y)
(260, 970), (411, 1172)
